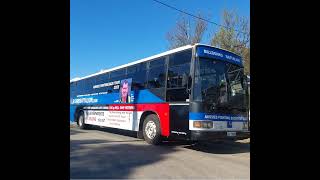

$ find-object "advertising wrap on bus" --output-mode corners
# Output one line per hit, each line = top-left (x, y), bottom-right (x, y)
(83, 105), (136, 131)
(70, 89), (164, 105)
(70, 44), (249, 144)
(70, 78), (165, 127)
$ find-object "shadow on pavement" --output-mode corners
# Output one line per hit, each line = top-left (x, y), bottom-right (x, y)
(87, 126), (138, 138)
(70, 128), (250, 178)
(70, 139), (180, 179)
(70, 128), (87, 135)
(184, 140), (250, 154)
(160, 139), (249, 154)
(71, 127), (249, 154)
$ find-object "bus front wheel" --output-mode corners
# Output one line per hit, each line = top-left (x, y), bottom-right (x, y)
(77, 111), (88, 129)
(143, 114), (162, 145)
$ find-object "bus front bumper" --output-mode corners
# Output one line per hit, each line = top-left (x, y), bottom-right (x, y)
(190, 130), (250, 141)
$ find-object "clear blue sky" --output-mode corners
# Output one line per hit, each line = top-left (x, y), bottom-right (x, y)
(71, 0), (250, 79)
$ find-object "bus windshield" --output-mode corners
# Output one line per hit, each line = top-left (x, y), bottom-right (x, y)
(193, 58), (247, 110)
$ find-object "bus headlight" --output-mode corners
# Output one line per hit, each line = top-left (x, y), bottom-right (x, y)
(205, 121), (213, 128)
(202, 122), (209, 128)
(193, 121), (213, 129)
(193, 121), (201, 128)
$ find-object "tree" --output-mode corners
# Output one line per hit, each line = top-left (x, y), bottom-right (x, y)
(211, 10), (250, 75)
(166, 9), (250, 74)
(166, 13), (208, 49)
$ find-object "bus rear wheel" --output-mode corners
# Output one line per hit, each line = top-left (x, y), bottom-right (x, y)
(77, 112), (88, 129)
(143, 114), (161, 145)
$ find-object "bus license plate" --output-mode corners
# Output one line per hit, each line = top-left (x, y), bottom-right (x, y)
(227, 132), (236, 137)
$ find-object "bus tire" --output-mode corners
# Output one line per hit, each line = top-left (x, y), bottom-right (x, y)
(77, 111), (88, 129)
(143, 114), (161, 145)
(137, 131), (144, 139)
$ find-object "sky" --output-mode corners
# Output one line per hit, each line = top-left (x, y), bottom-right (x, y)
(70, 0), (250, 80)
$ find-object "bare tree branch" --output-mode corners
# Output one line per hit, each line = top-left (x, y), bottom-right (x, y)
(210, 9), (250, 74)
(166, 13), (207, 49)
(191, 13), (208, 44)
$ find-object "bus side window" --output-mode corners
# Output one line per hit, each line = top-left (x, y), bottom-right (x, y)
(77, 80), (84, 95)
(147, 58), (166, 89)
(125, 63), (148, 91)
(70, 82), (76, 98)
(145, 58), (167, 100)
(166, 49), (192, 102)
(110, 68), (126, 79)
(132, 69), (147, 90)
(87, 77), (96, 94)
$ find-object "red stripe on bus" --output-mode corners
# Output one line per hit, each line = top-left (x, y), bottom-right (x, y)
(107, 104), (136, 111)
(105, 103), (170, 136)
(136, 103), (170, 137)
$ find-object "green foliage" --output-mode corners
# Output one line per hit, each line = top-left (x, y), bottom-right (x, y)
(166, 9), (250, 75)
(211, 10), (250, 75)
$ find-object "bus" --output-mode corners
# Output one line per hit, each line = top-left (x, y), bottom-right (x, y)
(70, 44), (250, 145)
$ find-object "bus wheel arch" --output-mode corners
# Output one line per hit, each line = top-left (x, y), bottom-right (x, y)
(138, 111), (159, 132)
(74, 107), (83, 124)
(75, 108), (87, 129)
(138, 111), (162, 145)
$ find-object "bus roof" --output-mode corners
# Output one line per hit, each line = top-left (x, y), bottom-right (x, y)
(70, 44), (240, 83)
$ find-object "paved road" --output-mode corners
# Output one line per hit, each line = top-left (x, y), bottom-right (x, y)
(70, 127), (250, 179)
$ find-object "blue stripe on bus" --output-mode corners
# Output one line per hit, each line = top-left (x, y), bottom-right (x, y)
(70, 89), (164, 105)
(189, 112), (248, 122)
(69, 90), (164, 122)
(70, 105), (77, 122)
(196, 46), (243, 67)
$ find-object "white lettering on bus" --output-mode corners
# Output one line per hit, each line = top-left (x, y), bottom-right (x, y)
(88, 111), (104, 116)
(203, 49), (223, 57)
(204, 114), (247, 121)
(93, 80), (120, 89)
(225, 55), (240, 62)
(204, 115), (218, 119)
(71, 98), (98, 104)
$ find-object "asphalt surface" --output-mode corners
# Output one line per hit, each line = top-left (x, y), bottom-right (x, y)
(70, 126), (250, 179)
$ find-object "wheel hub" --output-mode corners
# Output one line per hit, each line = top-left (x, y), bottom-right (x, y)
(145, 121), (156, 139)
